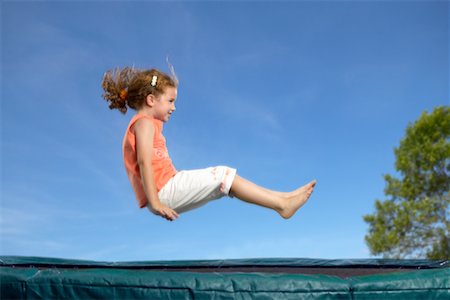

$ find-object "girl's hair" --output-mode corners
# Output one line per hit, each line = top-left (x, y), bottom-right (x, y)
(101, 67), (178, 114)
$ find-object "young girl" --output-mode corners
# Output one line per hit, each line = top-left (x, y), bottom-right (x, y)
(102, 66), (316, 221)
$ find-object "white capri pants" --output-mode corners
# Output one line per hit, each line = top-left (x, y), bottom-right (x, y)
(158, 166), (237, 214)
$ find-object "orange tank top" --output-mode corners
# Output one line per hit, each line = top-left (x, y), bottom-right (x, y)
(122, 114), (177, 208)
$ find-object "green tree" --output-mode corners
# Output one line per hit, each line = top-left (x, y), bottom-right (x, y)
(364, 106), (450, 259)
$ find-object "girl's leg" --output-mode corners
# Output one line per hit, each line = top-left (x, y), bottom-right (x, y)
(229, 175), (316, 219)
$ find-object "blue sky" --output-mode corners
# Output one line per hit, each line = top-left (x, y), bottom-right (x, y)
(1, 1), (448, 262)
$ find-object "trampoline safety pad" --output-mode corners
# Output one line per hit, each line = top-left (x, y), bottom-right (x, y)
(1, 256), (449, 299)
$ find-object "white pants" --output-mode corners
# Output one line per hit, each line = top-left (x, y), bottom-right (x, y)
(158, 166), (237, 214)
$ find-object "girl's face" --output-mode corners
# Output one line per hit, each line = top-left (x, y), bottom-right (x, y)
(153, 87), (177, 122)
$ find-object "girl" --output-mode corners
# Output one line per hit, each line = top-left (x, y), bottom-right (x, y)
(102, 66), (316, 221)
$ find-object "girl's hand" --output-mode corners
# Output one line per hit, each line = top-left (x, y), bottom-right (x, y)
(148, 203), (179, 221)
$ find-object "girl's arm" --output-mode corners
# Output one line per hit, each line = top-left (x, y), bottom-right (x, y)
(134, 119), (179, 221)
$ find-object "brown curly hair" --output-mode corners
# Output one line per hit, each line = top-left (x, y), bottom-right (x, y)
(101, 67), (178, 114)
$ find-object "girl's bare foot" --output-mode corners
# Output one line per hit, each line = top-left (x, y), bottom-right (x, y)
(279, 180), (316, 219)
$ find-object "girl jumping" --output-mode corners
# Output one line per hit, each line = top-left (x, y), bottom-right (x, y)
(102, 66), (316, 221)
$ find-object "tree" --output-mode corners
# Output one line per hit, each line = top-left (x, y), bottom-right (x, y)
(364, 106), (450, 259)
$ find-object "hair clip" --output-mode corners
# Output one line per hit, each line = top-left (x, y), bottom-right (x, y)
(151, 75), (158, 87)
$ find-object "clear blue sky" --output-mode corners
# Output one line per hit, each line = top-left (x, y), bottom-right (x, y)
(1, 1), (448, 261)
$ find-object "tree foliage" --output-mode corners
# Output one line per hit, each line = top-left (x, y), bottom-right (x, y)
(364, 106), (450, 259)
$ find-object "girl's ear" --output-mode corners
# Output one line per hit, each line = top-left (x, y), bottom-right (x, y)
(146, 94), (156, 107)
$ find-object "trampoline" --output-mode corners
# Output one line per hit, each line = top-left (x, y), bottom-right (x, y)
(1, 256), (449, 299)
